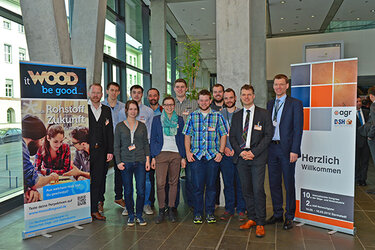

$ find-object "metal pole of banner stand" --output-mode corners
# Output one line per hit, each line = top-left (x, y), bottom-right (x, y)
(6, 154), (8, 171)
(9, 170), (11, 188)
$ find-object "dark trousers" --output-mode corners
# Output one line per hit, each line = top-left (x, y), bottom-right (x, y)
(113, 156), (124, 200)
(190, 156), (219, 217)
(90, 147), (107, 213)
(237, 158), (266, 225)
(355, 142), (370, 182)
(185, 162), (194, 207)
(268, 143), (296, 220)
(121, 162), (145, 218)
(165, 174), (181, 208)
(234, 163), (246, 213)
(219, 155), (236, 214)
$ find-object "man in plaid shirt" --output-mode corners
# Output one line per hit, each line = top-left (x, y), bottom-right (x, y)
(183, 89), (228, 224)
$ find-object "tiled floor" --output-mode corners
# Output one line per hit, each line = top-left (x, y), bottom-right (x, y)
(1, 166), (375, 250)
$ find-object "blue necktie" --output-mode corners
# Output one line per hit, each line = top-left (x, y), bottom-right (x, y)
(358, 110), (364, 126)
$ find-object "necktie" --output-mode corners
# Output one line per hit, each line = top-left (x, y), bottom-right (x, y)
(273, 99), (280, 122)
(241, 110), (251, 149)
(358, 110), (364, 126)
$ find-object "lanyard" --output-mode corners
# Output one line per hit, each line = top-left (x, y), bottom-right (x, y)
(125, 120), (137, 145)
(274, 101), (285, 118)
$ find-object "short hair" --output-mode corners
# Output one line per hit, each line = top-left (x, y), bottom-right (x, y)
(213, 83), (224, 92)
(107, 82), (120, 90)
(240, 84), (255, 94)
(130, 85), (144, 93)
(70, 127), (89, 143)
(273, 74), (289, 83)
(368, 86), (375, 96)
(125, 100), (140, 116)
(174, 78), (187, 87)
(224, 88), (236, 96)
(162, 96), (175, 105)
(198, 89), (211, 99)
(89, 83), (102, 91)
(147, 88), (160, 96)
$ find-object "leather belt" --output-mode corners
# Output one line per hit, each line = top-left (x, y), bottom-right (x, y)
(271, 140), (281, 144)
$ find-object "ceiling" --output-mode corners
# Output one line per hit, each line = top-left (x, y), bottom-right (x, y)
(166, 0), (375, 74)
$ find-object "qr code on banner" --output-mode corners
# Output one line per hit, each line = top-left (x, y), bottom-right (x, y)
(77, 195), (86, 206)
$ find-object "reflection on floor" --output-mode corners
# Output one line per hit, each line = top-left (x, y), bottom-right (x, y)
(0, 165), (375, 250)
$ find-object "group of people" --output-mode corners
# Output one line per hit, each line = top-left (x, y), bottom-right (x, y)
(88, 73), (304, 238)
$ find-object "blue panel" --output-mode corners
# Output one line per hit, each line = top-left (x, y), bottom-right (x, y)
(291, 86), (310, 108)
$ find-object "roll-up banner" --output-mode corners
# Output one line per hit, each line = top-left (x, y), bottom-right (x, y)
(291, 58), (357, 235)
(21, 61), (91, 239)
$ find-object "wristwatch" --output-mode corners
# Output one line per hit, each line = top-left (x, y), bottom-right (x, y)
(219, 151), (224, 156)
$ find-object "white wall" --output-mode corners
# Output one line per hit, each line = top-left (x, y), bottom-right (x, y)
(266, 28), (375, 80)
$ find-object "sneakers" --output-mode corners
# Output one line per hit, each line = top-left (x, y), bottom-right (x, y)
(193, 216), (203, 224)
(255, 225), (265, 238)
(220, 211), (233, 220)
(136, 217), (147, 226)
(240, 219), (257, 230)
(127, 216), (135, 226)
(98, 201), (104, 213)
(143, 205), (154, 215)
(122, 207), (128, 216)
(206, 214), (216, 224)
(238, 212), (246, 222)
(114, 199), (125, 208)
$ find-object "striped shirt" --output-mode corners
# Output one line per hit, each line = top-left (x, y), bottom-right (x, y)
(174, 97), (198, 122)
(183, 109), (228, 160)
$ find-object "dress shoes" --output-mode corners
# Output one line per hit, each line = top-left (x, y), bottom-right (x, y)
(240, 219), (257, 230)
(266, 215), (283, 224)
(91, 212), (106, 221)
(255, 225), (265, 238)
(98, 201), (104, 213)
(283, 219), (293, 230)
(359, 180), (367, 186)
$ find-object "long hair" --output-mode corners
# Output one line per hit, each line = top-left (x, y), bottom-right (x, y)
(42, 124), (64, 157)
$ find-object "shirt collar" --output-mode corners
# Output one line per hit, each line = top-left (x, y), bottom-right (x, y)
(276, 95), (287, 103)
(243, 105), (255, 113)
(198, 108), (213, 116)
(88, 99), (102, 109)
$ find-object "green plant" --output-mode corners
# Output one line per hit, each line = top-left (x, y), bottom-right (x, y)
(177, 38), (201, 99)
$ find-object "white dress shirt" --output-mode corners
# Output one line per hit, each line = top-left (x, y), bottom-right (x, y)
(242, 105), (255, 149)
(88, 100), (102, 121)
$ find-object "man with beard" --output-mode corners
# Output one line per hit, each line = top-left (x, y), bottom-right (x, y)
(22, 115), (58, 203)
(88, 83), (114, 220)
(129, 85), (155, 215)
(173, 78), (198, 209)
(211, 83), (225, 112)
(183, 89), (228, 224)
(102, 82), (126, 212)
(147, 88), (163, 115)
(229, 84), (273, 237)
(219, 88), (246, 222)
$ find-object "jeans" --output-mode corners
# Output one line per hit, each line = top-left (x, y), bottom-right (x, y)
(190, 156), (219, 217)
(120, 162), (146, 218)
(144, 172), (151, 206)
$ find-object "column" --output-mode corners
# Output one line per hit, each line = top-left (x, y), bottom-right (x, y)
(70, 0), (107, 86)
(150, 0), (167, 98)
(20, 0), (72, 64)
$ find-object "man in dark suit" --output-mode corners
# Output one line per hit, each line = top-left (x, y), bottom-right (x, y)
(229, 84), (273, 238)
(88, 83), (114, 220)
(356, 97), (370, 186)
(266, 74), (303, 230)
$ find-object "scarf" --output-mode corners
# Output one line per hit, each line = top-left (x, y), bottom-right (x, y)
(161, 110), (178, 136)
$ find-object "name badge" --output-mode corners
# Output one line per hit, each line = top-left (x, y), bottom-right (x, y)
(208, 127), (215, 132)
(128, 144), (136, 151)
(182, 111), (189, 116)
(254, 124), (262, 131)
(273, 121), (278, 127)
(105, 119), (109, 126)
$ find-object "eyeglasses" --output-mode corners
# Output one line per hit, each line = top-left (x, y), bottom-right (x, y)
(70, 141), (81, 147)
(163, 104), (175, 107)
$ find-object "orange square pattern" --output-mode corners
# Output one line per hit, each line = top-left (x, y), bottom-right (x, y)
(311, 85), (332, 107)
(333, 84), (357, 107)
(312, 62), (333, 85)
(303, 108), (310, 130)
(334, 60), (358, 84)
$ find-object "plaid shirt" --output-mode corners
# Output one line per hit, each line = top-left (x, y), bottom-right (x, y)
(35, 143), (72, 175)
(183, 109), (228, 160)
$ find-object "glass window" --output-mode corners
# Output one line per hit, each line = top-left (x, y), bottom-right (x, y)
(7, 108), (15, 123)
(3, 20), (11, 29)
(4, 44), (12, 63)
(19, 48), (26, 60)
(18, 24), (24, 33)
(104, 19), (117, 57)
(126, 0), (143, 70)
(5, 79), (13, 97)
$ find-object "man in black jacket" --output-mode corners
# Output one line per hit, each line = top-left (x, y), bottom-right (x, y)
(356, 97), (370, 186)
(88, 83), (114, 220)
(229, 84), (273, 238)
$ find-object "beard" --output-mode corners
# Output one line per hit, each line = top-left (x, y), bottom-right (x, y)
(225, 101), (235, 108)
(28, 140), (40, 156)
(199, 104), (210, 111)
(149, 99), (158, 105)
(214, 96), (223, 104)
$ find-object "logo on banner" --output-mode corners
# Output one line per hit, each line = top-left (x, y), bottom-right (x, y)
(333, 110), (353, 126)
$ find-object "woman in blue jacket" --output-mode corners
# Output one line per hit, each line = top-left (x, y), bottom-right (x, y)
(150, 96), (186, 223)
